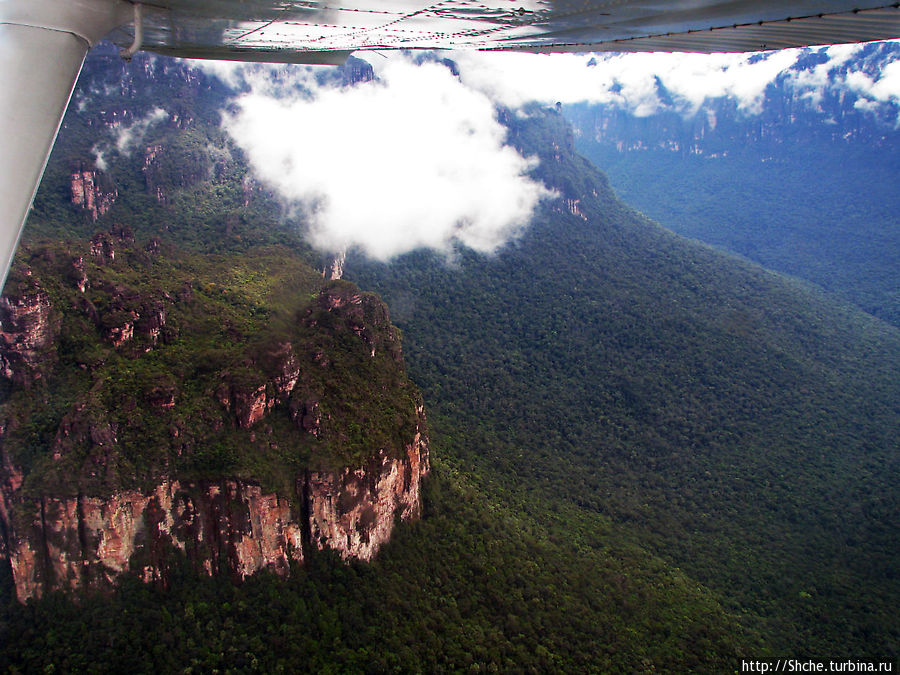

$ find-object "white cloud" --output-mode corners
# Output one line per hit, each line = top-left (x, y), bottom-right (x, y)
(664, 50), (799, 114)
(845, 59), (900, 119)
(89, 106), (168, 171)
(790, 43), (864, 106)
(188, 59), (246, 90)
(453, 49), (801, 116)
(114, 107), (167, 154)
(784, 44), (900, 123)
(192, 42), (899, 260)
(190, 59), (320, 97)
(453, 41), (900, 120)
(222, 58), (553, 260)
(91, 146), (108, 171)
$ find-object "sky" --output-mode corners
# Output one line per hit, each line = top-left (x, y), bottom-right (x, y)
(180, 42), (900, 260)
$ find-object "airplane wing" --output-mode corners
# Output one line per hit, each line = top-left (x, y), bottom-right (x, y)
(2, 0), (900, 288)
(110, 1), (900, 60)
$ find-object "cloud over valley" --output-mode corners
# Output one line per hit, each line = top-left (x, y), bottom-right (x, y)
(194, 41), (899, 260)
(220, 59), (553, 260)
(453, 41), (900, 119)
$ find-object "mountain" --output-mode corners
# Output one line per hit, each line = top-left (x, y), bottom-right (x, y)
(2, 47), (899, 671)
(0, 48), (754, 673)
(563, 41), (900, 327)
(0, 230), (430, 601)
(0, 46), (430, 602)
(348, 104), (900, 657)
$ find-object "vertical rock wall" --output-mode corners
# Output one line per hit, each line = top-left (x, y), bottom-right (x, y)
(0, 424), (429, 602)
(0, 247), (430, 602)
(308, 404), (429, 560)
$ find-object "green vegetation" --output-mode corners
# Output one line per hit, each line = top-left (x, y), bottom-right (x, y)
(2, 52), (898, 671)
(0, 462), (753, 674)
(1, 235), (421, 499)
(570, 125), (900, 327)
(349, 107), (900, 657)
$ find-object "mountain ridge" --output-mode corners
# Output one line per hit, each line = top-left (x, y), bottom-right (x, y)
(0, 218), (430, 599)
(349, 103), (900, 657)
(563, 41), (900, 326)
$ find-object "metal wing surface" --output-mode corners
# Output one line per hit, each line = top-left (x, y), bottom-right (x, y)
(112, 0), (900, 62)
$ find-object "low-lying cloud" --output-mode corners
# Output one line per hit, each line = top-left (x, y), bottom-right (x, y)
(91, 106), (168, 170)
(453, 41), (900, 119)
(846, 58), (900, 113)
(114, 107), (168, 153)
(197, 42), (898, 260)
(454, 50), (800, 115)
(221, 59), (553, 260)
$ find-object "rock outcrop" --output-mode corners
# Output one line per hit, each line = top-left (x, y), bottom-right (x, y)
(0, 278), (58, 387)
(0, 239), (430, 602)
(1, 416), (428, 601)
(71, 169), (116, 220)
(2, 478), (306, 601)
(308, 408), (428, 561)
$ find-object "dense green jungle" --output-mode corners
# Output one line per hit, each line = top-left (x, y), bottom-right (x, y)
(1, 49), (899, 673)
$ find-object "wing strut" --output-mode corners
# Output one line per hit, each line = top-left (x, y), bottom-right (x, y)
(0, 0), (131, 290)
(120, 2), (143, 61)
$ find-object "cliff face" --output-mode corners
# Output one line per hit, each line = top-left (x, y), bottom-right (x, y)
(2, 478), (305, 601)
(0, 280), (58, 388)
(0, 234), (430, 602)
(3, 424), (428, 601)
(307, 407), (428, 561)
(565, 44), (900, 159)
(71, 169), (116, 220)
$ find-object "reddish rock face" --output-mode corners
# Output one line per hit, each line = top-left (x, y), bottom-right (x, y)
(270, 342), (300, 398)
(307, 284), (403, 363)
(0, 445), (24, 570)
(0, 287), (58, 387)
(71, 257), (88, 293)
(236, 385), (268, 428)
(136, 302), (166, 346)
(71, 170), (116, 221)
(1, 413), (429, 602)
(307, 404), (430, 561)
(3, 480), (307, 601)
(107, 315), (136, 347)
(217, 379), (270, 429)
(216, 342), (303, 429)
(0, 267), (430, 601)
(89, 233), (116, 265)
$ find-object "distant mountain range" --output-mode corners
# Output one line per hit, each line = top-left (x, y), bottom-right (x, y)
(567, 41), (900, 154)
(563, 41), (900, 326)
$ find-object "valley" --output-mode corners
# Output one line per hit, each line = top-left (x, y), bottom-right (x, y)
(1, 47), (898, 672)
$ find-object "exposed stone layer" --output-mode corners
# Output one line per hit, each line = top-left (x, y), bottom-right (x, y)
(0, 246), (429, 601)
(0, 284), (58, 387)
(308, 405), (429, 560)
(71, 169), (116, 220)
(3, 479), (302, 600)
(1, 417), (429, 601)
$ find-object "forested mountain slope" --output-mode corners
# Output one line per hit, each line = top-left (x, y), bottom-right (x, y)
(1, 48), (757, 673)
(349, 105), (900, 658)
(564, 41), (900, 326)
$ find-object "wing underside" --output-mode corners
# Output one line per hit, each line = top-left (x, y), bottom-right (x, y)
(109, 0), (900, 62)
